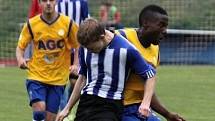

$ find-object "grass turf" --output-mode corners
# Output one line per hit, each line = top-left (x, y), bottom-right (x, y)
(0, 66), (214, 121)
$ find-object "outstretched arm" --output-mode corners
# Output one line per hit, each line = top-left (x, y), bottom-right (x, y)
(151, 93), (186, 121)
(128, 48), (157, 118)
(138, 76), (156, 117)
(55, 75), (86, 121)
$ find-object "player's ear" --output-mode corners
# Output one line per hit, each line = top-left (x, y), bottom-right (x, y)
(100, 34), (105, 40)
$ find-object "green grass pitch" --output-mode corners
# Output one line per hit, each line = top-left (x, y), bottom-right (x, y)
(0, 66), (214, 121)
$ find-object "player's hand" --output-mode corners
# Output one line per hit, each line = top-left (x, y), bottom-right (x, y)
(55, 108), (70, 121)
(138, 104), (151, 118)
(17, 58), (29, 70)
(166, 112), (186, 121)
(69, 65), (79, 75)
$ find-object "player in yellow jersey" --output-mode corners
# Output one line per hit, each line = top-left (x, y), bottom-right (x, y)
(16, 0), (79, 121)
(116, 5), (186, 121)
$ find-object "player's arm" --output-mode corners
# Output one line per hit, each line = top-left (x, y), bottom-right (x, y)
(16, 47), (28, 69)
(151, 93), (186, 121)
(140, 76), (156, 117)
(70, 48), (79, 76)
(56, 75), (86, 121)
(128, 48), (156, 117)
(16, 23), (32, 69)
(66, 75), (86, 110)
(56, 47), (87, 121)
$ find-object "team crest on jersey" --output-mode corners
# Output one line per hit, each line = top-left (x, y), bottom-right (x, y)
(44, 52), (59, 64)
(58, 29), (65, 36)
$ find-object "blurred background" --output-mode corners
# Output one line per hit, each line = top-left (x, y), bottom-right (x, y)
(1, 0), (215, 65)
(0, 0), (215, 121)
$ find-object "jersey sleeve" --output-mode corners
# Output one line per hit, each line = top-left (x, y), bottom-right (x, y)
(78, 47), (87, 77)
(127, 48), (156, 81)
(17, 23), (32, 50)
(68, 20), (79, 49)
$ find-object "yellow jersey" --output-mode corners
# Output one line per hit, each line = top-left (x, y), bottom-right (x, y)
(116, 28), (159, 105)
(18, 14), (79, 85)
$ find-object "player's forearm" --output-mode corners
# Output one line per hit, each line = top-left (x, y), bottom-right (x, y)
(151, 93), (171, 118)
(141, 76), (156, 108)
(73, 48), (79, 66)
(65, 75), (86, 111)
(16, 46), (25, 61)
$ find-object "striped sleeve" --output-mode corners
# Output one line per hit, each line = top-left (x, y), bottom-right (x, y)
(78, 47), (87, 77)
(127, 48), (156, 80)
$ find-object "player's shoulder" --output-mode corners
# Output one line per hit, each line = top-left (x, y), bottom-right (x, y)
(59, 13), (70, 21)
(115, 28), (136, 35)
(57, 13), (73, 25)
(28, 14), (41, 23)
(113, 34), (136, 49)
(123, 28), (137, 34)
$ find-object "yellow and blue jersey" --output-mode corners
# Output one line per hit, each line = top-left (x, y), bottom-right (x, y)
(115, 28), (159, 105)
(18, 13), (79, 86)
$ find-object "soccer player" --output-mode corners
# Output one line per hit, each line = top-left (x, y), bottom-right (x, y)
(55, 18), (156, 121)
(16, 0), (79, 121)
(56, 0), (89, 25)
(115, 5), (186, 121)
(99, 0), (123, 30)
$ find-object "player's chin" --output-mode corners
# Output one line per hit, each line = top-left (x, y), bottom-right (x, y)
(44, 10), (52, 14)
(152, 40), (160, 45)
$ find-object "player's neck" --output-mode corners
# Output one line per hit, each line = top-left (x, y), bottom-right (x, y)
(137, 28), (146, 40)
(137, 28), (151, 48)
(41, 11), (58, 24)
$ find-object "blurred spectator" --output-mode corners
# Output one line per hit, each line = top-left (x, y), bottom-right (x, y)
(99, 0), (123, 30)
(28, 0), (41, 18)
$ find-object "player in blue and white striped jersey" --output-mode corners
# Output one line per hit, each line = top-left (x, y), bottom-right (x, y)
(56, 0), (89, 25)
(56, 18), (157, 121)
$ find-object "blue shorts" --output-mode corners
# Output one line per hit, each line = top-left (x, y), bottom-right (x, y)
(122, 103), (161, 121)
(26, 80), (65, 113)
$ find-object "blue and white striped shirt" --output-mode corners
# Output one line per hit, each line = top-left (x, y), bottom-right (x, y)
(56, 0), (89, 24)
(79, 34), (156, 100)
